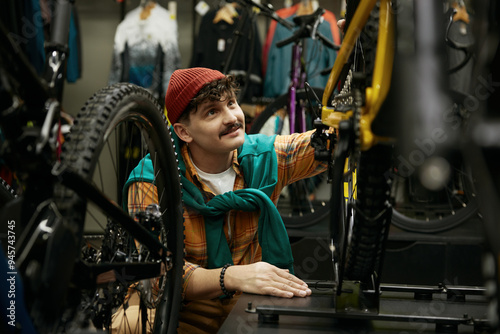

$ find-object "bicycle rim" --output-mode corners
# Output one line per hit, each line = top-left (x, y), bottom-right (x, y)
(55, 83), (183, 333)
(250, 88), (330, 229)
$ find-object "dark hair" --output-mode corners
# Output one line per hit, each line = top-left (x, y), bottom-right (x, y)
(177, 75), (240, 123)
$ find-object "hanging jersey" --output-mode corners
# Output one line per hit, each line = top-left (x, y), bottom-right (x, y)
(109, 4), (181, 103)
(190, 7), (263, 103)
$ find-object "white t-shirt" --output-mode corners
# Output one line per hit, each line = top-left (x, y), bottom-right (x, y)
(193, 164), (236, 196)
(192, 161), (237, 239)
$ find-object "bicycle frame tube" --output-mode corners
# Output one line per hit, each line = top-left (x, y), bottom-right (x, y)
(0, 23), (49, 112)
(288, 41), (309, 134)
(298, 43), (307, 133)
(54, 164), (169, 260)
(322, 0), (394, 150)
(289, 43), (300, 133)
(359, 0), (394, 149)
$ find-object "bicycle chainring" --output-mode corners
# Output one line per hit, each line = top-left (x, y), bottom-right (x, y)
(81, 221), (130, 330)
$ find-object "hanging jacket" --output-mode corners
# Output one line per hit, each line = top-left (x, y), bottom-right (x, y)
(108, 3), (181, 103)
(190, 6), (263, 103)
(262, 4), (340, 98)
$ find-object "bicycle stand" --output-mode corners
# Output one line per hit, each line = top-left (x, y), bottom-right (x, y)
(245, 282), (491, 333)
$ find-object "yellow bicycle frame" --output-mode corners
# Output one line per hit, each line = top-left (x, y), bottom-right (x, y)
(321, 0), (395, 151)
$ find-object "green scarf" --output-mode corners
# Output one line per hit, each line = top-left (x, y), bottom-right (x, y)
(124, 129), (294, 273)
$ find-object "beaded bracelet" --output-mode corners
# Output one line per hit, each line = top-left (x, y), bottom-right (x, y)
(220, 263), (235, 298)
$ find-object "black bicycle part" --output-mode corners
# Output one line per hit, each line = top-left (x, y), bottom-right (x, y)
(390, 150), (478, 233)
(384, 0), (478, 234)
(329, 119), (353, 290)
(0, 177), (18, 254)
(54, 83), (184, 333)
(239, 0), (294, 30)
(0, 4), (77, 331)
(0, 177), (16, 206)
(465, 1), (500, 330)
(250, 87), (329, 229)
(330, 92), (392, 295)
(276, 7), (338, 51)
(444, 7), (474, 74)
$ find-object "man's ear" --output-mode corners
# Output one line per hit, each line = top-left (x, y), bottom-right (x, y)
(173, 123), (193, 143)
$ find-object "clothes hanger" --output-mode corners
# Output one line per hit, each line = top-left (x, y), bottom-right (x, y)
(213, 1), (239, 25)
(140, 0), (156, 20)
(452, 1), (470, 24)
(296, 0), (313, 16)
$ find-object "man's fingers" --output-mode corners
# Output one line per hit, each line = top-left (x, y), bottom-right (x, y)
(276, 268), (309, 286)
(269, 271), (311, 297)
(256, 264), (312, 298)
(337, 19), (346, 33)
(271, 283), (309, 298)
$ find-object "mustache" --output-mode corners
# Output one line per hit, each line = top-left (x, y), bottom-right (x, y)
(219, 122), (243, 137)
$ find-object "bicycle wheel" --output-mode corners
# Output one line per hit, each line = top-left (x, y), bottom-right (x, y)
(390, 154), (478, 233)
(332, 0), (393, 288)
(55, 83), (184, 333)
(249, 87), (330, 229)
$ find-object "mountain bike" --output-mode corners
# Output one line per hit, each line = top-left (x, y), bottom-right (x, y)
(316, 0), (479, 308)
(249, 7), (339, 229)
(0, 1), (184, 333)
(245, 0), (492, 330)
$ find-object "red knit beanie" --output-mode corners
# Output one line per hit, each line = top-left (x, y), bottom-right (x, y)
(165, 67), (226, 124)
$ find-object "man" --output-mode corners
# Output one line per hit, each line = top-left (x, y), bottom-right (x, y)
(128, 67), (328, 333)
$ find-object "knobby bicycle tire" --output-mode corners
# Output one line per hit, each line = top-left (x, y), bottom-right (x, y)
(54, 83), (184, 333)
(250, 87), (330, 229)
(343, 144), (392, 283)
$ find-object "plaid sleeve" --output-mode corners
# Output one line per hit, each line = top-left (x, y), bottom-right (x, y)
(274, 130), (328, 188)
(182, 261), (200, 300)
(127, 182), (158, 216)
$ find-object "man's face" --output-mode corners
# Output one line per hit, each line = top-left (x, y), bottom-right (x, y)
(177, 93), (246, 156)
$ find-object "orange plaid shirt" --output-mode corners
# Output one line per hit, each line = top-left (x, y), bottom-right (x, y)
(127, 130), (327, 298)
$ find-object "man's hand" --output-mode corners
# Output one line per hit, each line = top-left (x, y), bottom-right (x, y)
(224, 262), (312, 298)
(337, 19), (346, 34)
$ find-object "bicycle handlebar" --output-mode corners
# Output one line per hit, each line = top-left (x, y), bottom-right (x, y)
(275, 7), (339, 50)
(238, 0), (294, 30)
